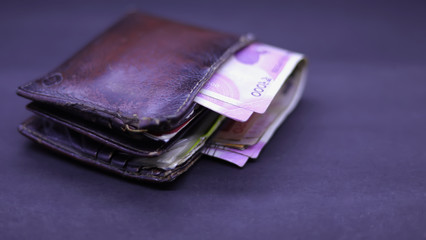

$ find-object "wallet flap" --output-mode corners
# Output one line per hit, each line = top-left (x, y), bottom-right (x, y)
(17, 12), (254, 132)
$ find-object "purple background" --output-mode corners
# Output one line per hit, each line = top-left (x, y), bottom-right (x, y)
(1, 0), (426, 239)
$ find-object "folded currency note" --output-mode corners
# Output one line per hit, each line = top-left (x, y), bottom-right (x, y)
(195, 43), (307, 167)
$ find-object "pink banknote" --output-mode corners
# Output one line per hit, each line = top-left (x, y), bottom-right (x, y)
(213, 92), (287, 146)
(204, 60), (308, 167)
(199, 43), (304, 114)
(194, 93), (253, 122)
(202, 147), (249, 167)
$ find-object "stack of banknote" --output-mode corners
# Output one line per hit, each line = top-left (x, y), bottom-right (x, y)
(194, 43), (307, 167)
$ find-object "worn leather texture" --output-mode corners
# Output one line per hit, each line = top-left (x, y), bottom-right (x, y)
(17, 12), (253, 132)
(26, 102), (206, 157)
(16, 12), (254, 182)
(18, 116), (201, 182)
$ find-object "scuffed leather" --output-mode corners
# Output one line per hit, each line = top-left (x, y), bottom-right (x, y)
(16, 12), (255, 182)
(19, 116), (202, 182)
(26, 102), (207, 157)
(17, 12), (254, 132)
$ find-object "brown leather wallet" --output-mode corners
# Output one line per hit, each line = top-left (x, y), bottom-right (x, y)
(17, 12), (254, 182)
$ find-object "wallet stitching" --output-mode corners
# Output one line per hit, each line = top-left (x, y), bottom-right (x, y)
(20, 120), (172, 179)
(34, 108), (160, 155)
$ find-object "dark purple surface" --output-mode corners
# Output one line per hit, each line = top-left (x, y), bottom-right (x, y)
(1, 0), (426, 239)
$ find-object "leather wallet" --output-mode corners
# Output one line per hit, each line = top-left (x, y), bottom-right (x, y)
(17, 12), (254, 182)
